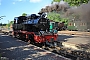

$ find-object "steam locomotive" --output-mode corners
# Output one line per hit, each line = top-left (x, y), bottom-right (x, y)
(12, 12), (58, 47)
(12, 13), (90, 60)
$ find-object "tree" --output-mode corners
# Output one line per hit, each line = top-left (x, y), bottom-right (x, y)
(64, 0), (89, 6)
(47, 12), (68, 25)
(52, 0), (89, 6)
(6, 21), (14, 28)
(22, 13), (27, 16)
(53, 0), (60, 2)
(51, 0), (60, 4)
(0, 16), (6, 20)
(47, 12), (61, 22)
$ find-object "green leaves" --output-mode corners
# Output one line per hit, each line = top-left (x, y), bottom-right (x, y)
(52, 0), (89, 6)
(51, 0), (60, 4)
(47, 12), (61, 22)
(6, 21), (14, 28)
(47, 12), (68, 25)
(53, 0), (60, 2)
(22, 13), (27, 16)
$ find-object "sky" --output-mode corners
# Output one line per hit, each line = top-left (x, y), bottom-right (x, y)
(0, 0), (52, 24)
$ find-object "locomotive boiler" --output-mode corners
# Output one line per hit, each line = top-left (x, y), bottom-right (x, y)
(12, 12), (58, 47)
(13, 13), (49, 31)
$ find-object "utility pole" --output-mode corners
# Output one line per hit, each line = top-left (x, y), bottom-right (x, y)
(8, 20), (9, 30)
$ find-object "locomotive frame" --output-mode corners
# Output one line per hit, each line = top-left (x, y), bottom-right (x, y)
(12, 13), (58, 47)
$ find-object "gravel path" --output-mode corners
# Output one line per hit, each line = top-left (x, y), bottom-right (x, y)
(0, 33), (69, 60)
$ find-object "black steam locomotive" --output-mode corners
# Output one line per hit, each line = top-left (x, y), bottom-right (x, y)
(12, 13), (57, 44)
(13, 13), (50, 32)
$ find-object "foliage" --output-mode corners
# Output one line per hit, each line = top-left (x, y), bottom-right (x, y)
(47, 12), (68, 25)
(64, 0), (89, 6)
(52, 0), (89, 6)
(0, 16), (6, 20)
(6, 21), (14, 28)
(47, 12), (61, 22)
(0, 23), (6, 26)
(53, 0), (60, 2)
(50, 0), (89, 25)
(22, 13), (27, 16)
(51, 0), (59, 4)
(61, 18), (68, 26)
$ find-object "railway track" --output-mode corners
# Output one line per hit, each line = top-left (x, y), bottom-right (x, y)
(0, 33), (70, 60)
(2, 32), (90, 60)
(33, 41), (90, 60)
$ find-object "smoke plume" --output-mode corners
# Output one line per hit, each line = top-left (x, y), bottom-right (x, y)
(39, 1), (70, 13)
(65, 1), (90, 22)
(39, 0), (90, 23)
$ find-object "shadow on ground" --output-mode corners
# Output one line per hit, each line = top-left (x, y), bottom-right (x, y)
(0, 33), (69, 60)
